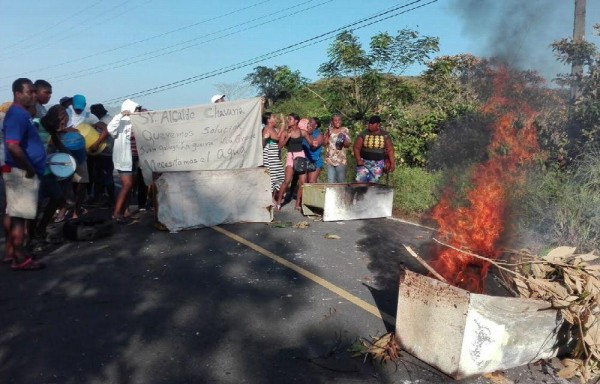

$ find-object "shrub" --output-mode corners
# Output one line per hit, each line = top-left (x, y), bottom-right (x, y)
(391, 167), (441, 216)
(512, 147), (600, 252)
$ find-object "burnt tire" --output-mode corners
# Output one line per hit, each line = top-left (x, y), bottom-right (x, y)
(63, 216), (114, 241)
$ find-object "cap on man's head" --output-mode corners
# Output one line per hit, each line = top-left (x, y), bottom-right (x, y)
(59, 96), (71, 106)
(368, 115), (381, 124)
(72, 94), (86, 111)
(211, 94), (225, 103)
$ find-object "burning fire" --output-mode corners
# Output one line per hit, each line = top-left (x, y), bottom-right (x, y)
(431, 67), (540, 293)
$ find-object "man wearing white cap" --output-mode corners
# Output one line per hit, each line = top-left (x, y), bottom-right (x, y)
(211, 94), (226, 103)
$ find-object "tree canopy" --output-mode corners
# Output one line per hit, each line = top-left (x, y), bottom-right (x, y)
(552, 24), (600, 150)
(317, 29), (439, 121)
(244, 65), (307, 107)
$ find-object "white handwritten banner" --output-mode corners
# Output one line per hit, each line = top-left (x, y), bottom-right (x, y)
(129, 97), (262, 172)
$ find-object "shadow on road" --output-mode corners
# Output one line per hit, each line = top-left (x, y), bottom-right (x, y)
(0, 198), (422, 383)
(356, 218), (437, 308)
(0, 177), (321, 384)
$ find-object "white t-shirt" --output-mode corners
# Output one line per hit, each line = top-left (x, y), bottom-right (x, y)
(68, 106), (98, 128)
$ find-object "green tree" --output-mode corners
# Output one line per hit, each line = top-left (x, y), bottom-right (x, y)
(371, 30), (440, 75)
(244, 65), (307, 107)
(552, 24), (600, 149)
(376, 54), (481, 168)
(421, 54), (480, 116)
(213, 81), (253, 101)
(318, 29), (439, 121)
(398, 56), (563, 168)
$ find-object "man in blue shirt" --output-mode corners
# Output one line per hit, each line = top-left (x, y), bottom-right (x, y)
(3, 78), (46, 270)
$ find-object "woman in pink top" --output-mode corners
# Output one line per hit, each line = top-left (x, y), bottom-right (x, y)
(275, 113), (311, 212)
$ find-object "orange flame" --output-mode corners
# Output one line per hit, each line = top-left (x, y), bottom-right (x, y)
(431, 67), (540, 293)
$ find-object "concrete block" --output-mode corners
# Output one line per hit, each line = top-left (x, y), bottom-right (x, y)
(395, 270), (569, 379)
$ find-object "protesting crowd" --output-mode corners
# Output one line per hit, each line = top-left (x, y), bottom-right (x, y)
(0, 78), (153, 271)
(0, 78), (395, 271)
(261, 111), (396, 211)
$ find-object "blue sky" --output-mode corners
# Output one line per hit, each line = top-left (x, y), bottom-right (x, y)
(1, 0), (598, 110)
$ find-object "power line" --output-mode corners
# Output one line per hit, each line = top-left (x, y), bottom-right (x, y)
(0, 0), (273, 80)
(102, 0), (435, 103)
(47, 0), (331, 84)
(1, 0), (105, 51)
(3, 0), (137, 57)
(101, 0), (438, 105)
(0, 0), (318, 87)
(18, 0), (154, 55)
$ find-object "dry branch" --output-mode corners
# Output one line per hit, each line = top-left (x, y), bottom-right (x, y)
(432, 238), (519, 276)
(430, 241), (600, 383)
(402, 244), (449, 284)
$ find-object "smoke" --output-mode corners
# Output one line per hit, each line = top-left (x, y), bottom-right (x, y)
(427, 113), (492, 172)
(448, 0), (574, 83)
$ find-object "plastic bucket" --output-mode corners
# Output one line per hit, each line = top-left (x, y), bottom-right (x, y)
(47, 153), (77, 180)
(60, 131), (87, 164)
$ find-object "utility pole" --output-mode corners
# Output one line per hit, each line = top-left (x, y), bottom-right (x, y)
(571, 0), (586, 102)
(566, 0), (587, 155)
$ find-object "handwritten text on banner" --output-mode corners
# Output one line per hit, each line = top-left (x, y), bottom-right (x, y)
(129, 97), (262, 172)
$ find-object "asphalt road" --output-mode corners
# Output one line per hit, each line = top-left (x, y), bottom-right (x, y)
(0, 202), (571, 384)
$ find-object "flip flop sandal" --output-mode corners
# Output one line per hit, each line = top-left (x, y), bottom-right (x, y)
(11, 257), (45, 271)
(53, 214), (66, 223)
(53, 209), (71, 223)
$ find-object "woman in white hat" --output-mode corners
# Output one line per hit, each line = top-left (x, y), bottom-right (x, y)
(107, 99), (141, 223)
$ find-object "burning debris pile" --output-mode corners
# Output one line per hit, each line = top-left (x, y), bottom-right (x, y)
(353, 65), (600, 382)
(416, 243), (600, 381)
(430, 67), (541, 293)
(413, 66), (600, 381)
